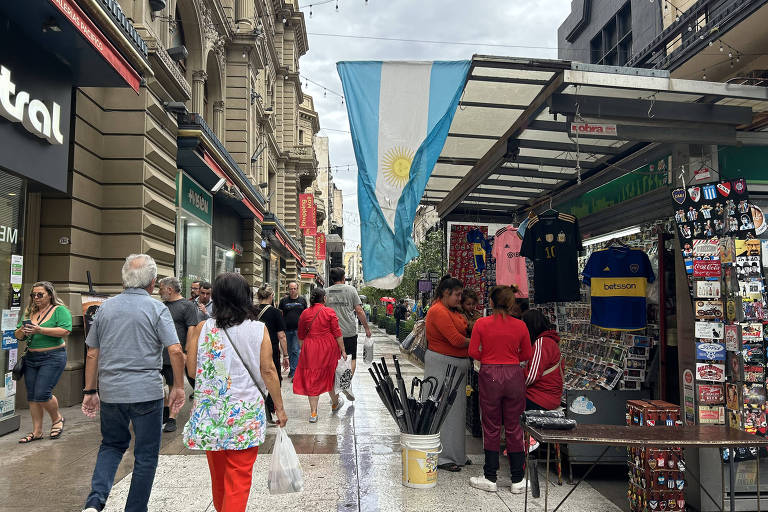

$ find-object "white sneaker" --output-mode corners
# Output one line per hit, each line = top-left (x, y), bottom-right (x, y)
(332, 395), (345, 412)
(342, 388), (355, 401)
(469, 475), (497, 492)
(309, 412), (318, 423)
(510, 478), (528, 494)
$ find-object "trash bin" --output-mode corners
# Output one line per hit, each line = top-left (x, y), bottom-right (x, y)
(400, 432), (442, 488)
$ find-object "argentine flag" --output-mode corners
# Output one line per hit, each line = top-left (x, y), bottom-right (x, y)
(338, 60), (470, 289)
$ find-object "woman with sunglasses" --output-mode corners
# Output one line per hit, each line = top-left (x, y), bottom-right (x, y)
(14, 281), (72, 443)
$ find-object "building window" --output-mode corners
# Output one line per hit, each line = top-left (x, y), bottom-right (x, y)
(590, 2), (632, 65)
(298, 129), (304, 144)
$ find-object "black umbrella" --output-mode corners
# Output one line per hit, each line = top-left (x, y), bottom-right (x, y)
(393, 356), (414, 434)
(431, 370), (465, 434)
(368, 367), (396, 420)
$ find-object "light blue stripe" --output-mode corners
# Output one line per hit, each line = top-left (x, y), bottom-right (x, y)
(392, 60), (471, 278)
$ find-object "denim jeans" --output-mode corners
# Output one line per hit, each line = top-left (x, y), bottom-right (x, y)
(24, 347), (66, 402)
(85, 398), (163, 512)
(286, 330), (300, 374)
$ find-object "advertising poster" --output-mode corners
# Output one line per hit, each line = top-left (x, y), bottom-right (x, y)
(81, 294), (109, 339)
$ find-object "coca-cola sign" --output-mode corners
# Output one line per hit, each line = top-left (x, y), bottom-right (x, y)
(696, 363), (725, 382)
(693, 259), (721, 278)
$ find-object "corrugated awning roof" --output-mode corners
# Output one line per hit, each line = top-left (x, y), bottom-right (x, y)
(424, 56), (768, 220)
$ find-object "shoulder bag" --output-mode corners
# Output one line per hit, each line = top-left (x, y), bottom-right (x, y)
(13, 305), (57, 381)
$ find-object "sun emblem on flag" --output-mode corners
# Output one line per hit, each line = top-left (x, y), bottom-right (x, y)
(381, 146), (414, 188)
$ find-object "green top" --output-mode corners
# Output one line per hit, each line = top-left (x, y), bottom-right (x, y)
(17, 306), (73, 349)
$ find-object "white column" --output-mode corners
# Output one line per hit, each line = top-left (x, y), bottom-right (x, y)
(191, 70), (207, 115)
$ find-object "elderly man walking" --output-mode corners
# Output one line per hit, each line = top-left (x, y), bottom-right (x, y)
(81, 254), (185, 512)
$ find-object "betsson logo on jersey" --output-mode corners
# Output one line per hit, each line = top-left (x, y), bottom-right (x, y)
(603, 282), (638, 291)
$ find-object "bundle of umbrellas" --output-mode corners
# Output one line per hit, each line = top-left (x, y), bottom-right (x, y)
(368, 355), (464, 435)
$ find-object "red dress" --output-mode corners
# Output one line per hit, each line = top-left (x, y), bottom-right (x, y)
(293, 304), (342, 396)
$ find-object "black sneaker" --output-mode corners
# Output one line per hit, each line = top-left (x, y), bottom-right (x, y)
(163, 418), (177, 433)
(162, 406), (169, 425)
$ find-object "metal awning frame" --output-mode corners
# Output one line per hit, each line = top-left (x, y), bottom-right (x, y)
(428, 56), (768, 220)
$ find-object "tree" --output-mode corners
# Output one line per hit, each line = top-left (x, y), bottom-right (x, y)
(361, 230), (445, 301)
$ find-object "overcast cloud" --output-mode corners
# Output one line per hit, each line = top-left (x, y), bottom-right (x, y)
(299, 0), (572, 250)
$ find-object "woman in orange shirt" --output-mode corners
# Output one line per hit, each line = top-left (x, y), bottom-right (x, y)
(424, 275), (471, 472)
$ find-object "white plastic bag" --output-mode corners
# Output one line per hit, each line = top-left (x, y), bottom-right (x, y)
(363, 336), (374, 364)
(268, 427), (303, 494)
(334, 356), (352, 395)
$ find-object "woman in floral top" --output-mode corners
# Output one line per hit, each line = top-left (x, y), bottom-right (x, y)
(184, 273), (287, 512)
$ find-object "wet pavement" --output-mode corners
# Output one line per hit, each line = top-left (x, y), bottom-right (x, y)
(0, 327), (626, 511)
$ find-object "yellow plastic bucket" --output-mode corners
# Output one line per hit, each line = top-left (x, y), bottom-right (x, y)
(400, 432), (442, 488)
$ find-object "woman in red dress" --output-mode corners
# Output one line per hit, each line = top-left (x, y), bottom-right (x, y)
(293, 288), (348, 423)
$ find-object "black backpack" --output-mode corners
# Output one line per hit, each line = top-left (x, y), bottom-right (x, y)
(395, 304), (406, 320)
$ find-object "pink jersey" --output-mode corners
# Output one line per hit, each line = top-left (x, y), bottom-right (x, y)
(492, 226), (529, 297)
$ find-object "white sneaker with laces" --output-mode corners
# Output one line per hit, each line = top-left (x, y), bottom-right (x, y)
(332, 395), (345, 412)
(342, 388), (355, 401)
(469, 475), (497, 492)
(510, 478), (528, 494)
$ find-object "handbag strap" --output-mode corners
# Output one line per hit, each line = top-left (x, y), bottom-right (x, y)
(305, 307), (322, 334)
(221, 325), (267, 401)
(256, 304), (271, 321)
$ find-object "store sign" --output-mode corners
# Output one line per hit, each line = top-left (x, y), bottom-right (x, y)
(692, 259), (721, 278)
(698, 405), (725, 424)
(569, 122), (617, 137)
(0, 66), (64, 144)
(304, 201), (317, 236)
(177, 172), (212, 225)
(696, 342), (726, 361)
(559, 156), (669, 218)
(48, 0), (141, 92)
(683, 369), (695, 425)
(695, 321), (724, 339)
(695, 280), (721, 299)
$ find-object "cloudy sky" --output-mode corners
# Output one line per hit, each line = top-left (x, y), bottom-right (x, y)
(298, 0), (572, 250)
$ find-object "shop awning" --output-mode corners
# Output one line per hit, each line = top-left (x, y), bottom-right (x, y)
(3, 0), (150, 93)
(178, 113), (267, 221)
(262, 213), (307, 267)
(425, 56), (768, 220)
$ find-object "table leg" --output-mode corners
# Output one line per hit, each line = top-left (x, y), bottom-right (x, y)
(550, 445), (611, 512)
(730, 445), (737, 512)
(683, 453), (723, 512)
(757, 448), (760, 512)
(524, 432), (529, 512)
(721, 453), (726, 512)
(545, 442), (550, 512)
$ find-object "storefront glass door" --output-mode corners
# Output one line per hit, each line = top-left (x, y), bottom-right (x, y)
(177, 214), (212, 297)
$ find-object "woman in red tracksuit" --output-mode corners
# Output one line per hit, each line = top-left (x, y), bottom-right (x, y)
(468, 286), (532, 494)
(521, 309), (564, 411)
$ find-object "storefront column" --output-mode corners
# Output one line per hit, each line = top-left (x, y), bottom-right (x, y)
(213, 100), (226, 143)
(192, 70), (208, 116)
(235, 0), (254, 31)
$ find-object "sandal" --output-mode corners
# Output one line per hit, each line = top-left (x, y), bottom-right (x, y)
(50, 417), (65, 439)
(437, 463), (462, 472)
(19, 433), (43, 443)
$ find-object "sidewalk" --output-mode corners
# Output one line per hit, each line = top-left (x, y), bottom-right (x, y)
(0, 328), (624, 511)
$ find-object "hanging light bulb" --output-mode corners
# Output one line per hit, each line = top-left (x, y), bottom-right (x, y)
(688, 25), (692, 32)
(708, 40), (713, 46)
(719, 42), (724, 52)
(335, 0), (339, 11)
(702, 73), (706, 80)
(242, 51), (247, 59)
(341, 97), (344, 105)
(736, 53), (741, 63)
(309, 5), (313, 17)
(323, 88), (327, 97)
(730, 60), (734, 68)
(728, 51), (733, 58)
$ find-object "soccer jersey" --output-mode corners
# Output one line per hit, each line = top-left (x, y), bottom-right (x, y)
(492, 226), (528, 297)
(466, 229), (491, 273)
(582, 247), (655, 331)
(520, 212), (582, 303)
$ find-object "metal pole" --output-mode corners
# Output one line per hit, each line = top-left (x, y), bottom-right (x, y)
(546, 442), (550, 512)
(524, 432), (530, 512)
(730, 445), (737, 512)
(757, 449), (761, 512)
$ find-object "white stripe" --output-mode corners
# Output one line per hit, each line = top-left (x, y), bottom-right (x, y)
(376, 62), (431, 229)
(526, 339), (543, 386)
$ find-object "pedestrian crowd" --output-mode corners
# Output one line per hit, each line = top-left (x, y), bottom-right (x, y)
(12, 254), (560, 511)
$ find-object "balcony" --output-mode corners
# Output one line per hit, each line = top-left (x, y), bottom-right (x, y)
(177, 113), (267, 218)
(315, 198), (327, 224)
(262, 212), (307, 266)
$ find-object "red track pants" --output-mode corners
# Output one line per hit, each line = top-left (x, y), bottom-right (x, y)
(478, 364), (526, 453)
(206, 446), (259, 512)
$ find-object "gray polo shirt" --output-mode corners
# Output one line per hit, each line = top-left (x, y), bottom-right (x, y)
(326, 283), (362, 338)
(86, 288), (180, 403)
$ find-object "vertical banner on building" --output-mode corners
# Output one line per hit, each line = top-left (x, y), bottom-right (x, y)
(299, 193), (312, 229)
(305, 201), (317, 236)
(316, 232), (327, 260)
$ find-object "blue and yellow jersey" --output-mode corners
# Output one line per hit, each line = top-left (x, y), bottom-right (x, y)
(466, 229), (491, 273)
(582, 247), (655, 331)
